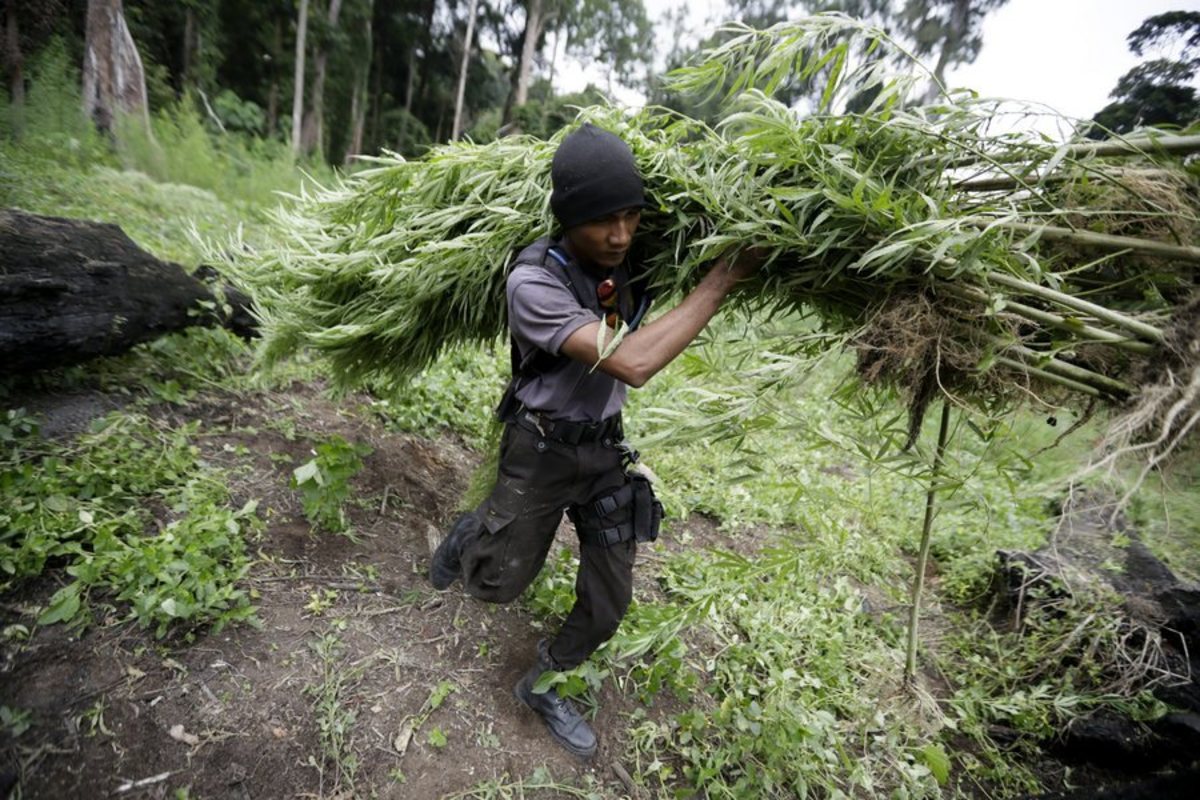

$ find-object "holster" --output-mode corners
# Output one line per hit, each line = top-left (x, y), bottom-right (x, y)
(629, 472), (663, 544)
(570, 470), (662, 548)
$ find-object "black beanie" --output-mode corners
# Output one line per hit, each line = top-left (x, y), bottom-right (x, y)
(550, 124), (645, 230)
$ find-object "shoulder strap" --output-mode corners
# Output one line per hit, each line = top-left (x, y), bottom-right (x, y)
(508, 243), (586, 383)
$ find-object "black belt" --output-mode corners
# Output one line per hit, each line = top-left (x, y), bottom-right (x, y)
(515, 408), (623, 446)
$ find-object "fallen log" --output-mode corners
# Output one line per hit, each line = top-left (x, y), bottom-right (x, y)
(0, 208), (255, 372)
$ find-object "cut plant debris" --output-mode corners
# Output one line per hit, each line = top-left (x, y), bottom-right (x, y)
(222, 15), (1200, 469)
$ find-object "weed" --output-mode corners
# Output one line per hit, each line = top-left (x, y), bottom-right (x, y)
(475, 722), (501, 749)
(443, 767), (607, 800)
(290, 435), (372, 536)
(305, 634), (362, 795)
(0, 706), (32, 738)
(79, 697), (113, 738)
(426, 727), (448, 748)
(1, 411), (260, 637)
(304, 589), (339, 617)
(364, 344), (506, 450)
(394, 680), (458, 755)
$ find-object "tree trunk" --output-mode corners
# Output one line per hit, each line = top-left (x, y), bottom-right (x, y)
(0, 209), (256, 372)
(369, 15), (383, 149)
(181, 4), (195, 86)
(547, 19), (560, 90)
(513, 0), (544, 109)
(344, 1), (372, 165)
(82, 0), (150, 136)
(290, 0), (309, 156)
(931, 0), (970, 90)
(451, 0), (478, 141)
(266, 14), (282, 138)
(412, 0), (436, 126)
(4, 0), (23, 109)
(403, 35), (417, 114)
(300, 0), (344, 158)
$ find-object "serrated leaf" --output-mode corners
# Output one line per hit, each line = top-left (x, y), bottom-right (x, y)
(919, 743), (951, 785)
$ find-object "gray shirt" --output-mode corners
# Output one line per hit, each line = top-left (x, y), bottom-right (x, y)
(507, 240), (631, 423)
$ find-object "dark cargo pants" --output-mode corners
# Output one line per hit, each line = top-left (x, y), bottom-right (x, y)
(458, 420), (637, 669)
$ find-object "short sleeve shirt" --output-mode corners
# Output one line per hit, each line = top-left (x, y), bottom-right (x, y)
(507, 248), (629, 423)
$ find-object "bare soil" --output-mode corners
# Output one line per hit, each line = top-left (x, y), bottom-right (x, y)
(0, 381), (711, 800)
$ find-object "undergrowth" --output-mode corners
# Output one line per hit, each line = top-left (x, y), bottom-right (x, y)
(0, 409), (260, 637)
(0, 38), (320, 264)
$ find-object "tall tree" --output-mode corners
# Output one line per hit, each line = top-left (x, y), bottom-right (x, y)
(502, 0), (652, 126)
(1092, 11), (1200, 136)
(82, 0), (150, 136)
(452, 0), (479, 140)
(300, 0), (345, 156)
(291, 0), (309, 155)
(345, 0), (374, 163)
(4, 0), (22, 109)
(267, 9), (285, 136)
(900, 0), (1009, 95)
(510, 0), (545, 114)
(567, 0), (653, 91)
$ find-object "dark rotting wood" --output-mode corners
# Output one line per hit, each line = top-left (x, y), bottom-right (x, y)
(1, 208), (256, 372)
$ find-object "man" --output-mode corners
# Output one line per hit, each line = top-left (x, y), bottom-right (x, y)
(429, 123), (758, 758)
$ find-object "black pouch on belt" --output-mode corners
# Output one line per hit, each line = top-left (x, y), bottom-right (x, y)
(629, 472), (663, 544)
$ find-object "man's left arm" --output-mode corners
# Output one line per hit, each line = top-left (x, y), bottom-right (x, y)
(560, 249), (760, 388)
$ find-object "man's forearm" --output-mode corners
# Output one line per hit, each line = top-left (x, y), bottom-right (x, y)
(561, 258), (744, 388)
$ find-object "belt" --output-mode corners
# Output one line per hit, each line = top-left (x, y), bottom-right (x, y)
(515, 408), (623, 446)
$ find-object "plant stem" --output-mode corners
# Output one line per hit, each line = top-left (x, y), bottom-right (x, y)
(905, 400), (951, 685)
(993, 356), (1103, 397)
(1060, 133), (1200, 160)
(954, 167), (1177, 193)
(992, 221), (1200, 265)
(940, 133), (1200, 170)
(997, 299), (1156, 355)
(938, 283), (1156, 354)
(981, 271), (1166, 344)
(998, 342), (1132, 398)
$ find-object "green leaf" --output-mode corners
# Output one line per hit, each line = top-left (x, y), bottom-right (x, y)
(531, 670), (565, 695)
(426, 727), (447, 748)
(43, 494), (70, 513)
(919, 743), (951, 785)
(38, 583), (81, 626)
(292, 460), (323, 486)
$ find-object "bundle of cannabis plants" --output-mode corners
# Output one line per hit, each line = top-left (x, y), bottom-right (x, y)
(224, 16), (1200, 466)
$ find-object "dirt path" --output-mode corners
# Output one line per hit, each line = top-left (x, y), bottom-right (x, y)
(1, 383), (683, 799)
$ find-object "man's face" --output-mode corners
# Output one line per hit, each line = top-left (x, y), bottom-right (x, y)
(565, 207), (642, 272)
